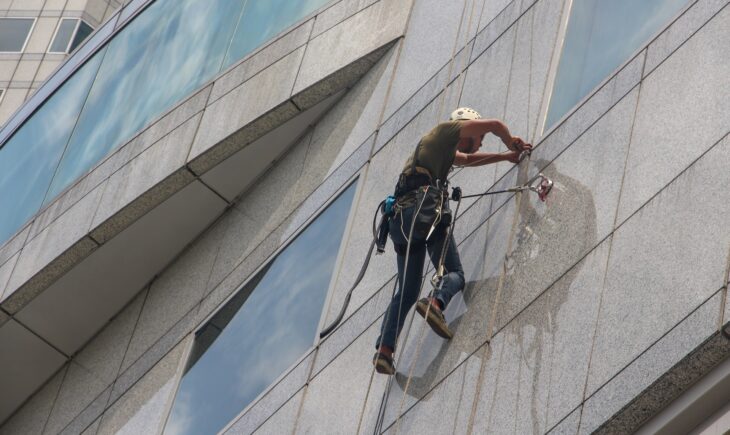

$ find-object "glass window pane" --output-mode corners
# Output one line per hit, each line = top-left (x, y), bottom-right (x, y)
(0, 18), (35, 52)
(545, 0), (689, 128)
(69, 21), (93, 53)
(222, 0), (331, 69)
(49, 19), (78, 53)
(45, 0), (247, 202)
(0, 51), (105, 245)
(164, 182), (357, 435)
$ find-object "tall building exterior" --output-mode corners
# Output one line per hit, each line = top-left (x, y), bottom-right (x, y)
(0, 0), (728, 433)
(0, 0), (122, 125)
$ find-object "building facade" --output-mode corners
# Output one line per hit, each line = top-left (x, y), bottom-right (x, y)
(0, 0), (728, 434)
(0, 0), (122, 126)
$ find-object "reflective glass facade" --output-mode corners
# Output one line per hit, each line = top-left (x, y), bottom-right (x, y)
(0, 0), (331, 246)
(545, 0), (689, 128)
(164, 182), (357, 435)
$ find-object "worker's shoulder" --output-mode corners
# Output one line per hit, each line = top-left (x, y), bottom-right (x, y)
(426, 120), (462, 137)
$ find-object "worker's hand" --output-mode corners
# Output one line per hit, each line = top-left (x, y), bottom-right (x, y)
(510, 137), (532, 152)
(504, 151), (522, 164)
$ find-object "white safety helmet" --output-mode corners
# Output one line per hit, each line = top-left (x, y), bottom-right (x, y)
(449, 107), (481, 121)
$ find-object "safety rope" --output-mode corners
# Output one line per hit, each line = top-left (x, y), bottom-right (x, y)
(394, 194), (463, 435)
(391, 0), (480, 432)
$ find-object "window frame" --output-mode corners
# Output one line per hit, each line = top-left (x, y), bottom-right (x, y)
(47, 18), (94, 54)
(0, 17), (38, 54)
(160, 175), (362, 434)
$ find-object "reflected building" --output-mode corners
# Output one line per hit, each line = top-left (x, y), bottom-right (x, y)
(0, 0), (729, 434)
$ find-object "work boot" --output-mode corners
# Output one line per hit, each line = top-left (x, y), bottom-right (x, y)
(373, 351), (396, 375)
(415, 298), (453, 339)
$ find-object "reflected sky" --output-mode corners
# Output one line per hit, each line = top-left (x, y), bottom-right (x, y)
(0, 51), (104, 243)
(46, 0), (246, 201)
(1, 0), (333, 248)
(545, 0), (689, 127)
(164, 182), (357, 435)
(223, 0), (331, 69)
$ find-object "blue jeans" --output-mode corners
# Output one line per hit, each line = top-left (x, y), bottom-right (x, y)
(376, 204), (465, 351)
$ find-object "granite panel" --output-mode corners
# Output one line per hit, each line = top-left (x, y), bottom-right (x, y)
(118, 220), (220, 373)
(295, 0), (411, 106)
(471, 0), (522, 62)
(476, 0), (512, 32)
(188, 47), (305, 173)
(223, 352), (313, 434)
(580, 291), (725, 434)
(546, 406), (582, 435)
(2, 184), (104, 314)
(112, 309), (196, 408)
(90, 114), (201, 232)
(295, 321), (385, 434)
(587, 133), (730, 396)
(80, 418), (100, 435)
(280, 136), (371, 243)
(374, 59), (450, 152)
(644, 0), (727, 76)
(456, 333), (505, 433)
(251, 389), (303, 435)
(44, 289), (145, 435)
(57, 387), (111, 435)
(0, 366), (66, 435)
(493, 89), (638, 332)
(0, 253), (18, 303)
(313, 278), (393, 376)
(381, 354), (482, 434)
(292, 41), (395, 112)
(0, 320), (67, 424)
(542, 241), (610, 429)
(616, 6), (730, 223)
(0, 224), (29, 267)
(311, 0), (381, 38)
(211, 20), (314, 104)
(502, 0), (564, 145)
(98, 338), (188, 435)
(231, 131), (312, 236)
(45, 363), (109, 435)
(379, 0), (462, 119)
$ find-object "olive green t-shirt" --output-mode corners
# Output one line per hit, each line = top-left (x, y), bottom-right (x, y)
(401, 121), (462, 182)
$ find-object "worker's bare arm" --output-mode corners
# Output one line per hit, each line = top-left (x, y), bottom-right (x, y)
(459, 119), (530, 152)
(453, 150), (521, 166)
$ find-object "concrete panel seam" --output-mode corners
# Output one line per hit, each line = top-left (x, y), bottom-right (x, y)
(38, 364), (70, 435)
(613, 131), (729, 231)
(610, 52), (646, 231)
(111, 286), (150, 386)
(290, 13), (316, 98)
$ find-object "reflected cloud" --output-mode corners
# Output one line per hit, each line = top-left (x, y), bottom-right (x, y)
(164, 183), (356, 435)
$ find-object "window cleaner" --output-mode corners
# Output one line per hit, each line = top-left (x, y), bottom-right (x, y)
(318, 108), (554, 376)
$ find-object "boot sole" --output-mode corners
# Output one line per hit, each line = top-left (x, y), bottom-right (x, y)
(374, 358), (395, 375)
(415, 300), (453, 339)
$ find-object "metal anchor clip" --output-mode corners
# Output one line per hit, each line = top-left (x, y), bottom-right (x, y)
(529, 173), (553, 202)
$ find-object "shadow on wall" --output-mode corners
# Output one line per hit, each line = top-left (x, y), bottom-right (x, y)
(392, 157), (598, 426)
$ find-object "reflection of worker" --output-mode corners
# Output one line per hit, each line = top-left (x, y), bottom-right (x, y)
(373, 108), (532, 375)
